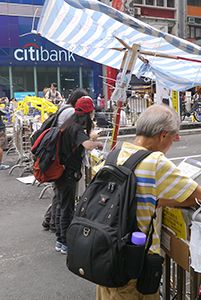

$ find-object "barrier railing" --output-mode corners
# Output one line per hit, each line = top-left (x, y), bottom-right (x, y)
(161, 207), (201, 299)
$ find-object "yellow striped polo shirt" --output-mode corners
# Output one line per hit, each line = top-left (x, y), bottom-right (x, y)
(117, 142), (197, 254)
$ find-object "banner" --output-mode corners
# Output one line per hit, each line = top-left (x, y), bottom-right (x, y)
(156, 82), (180, 116)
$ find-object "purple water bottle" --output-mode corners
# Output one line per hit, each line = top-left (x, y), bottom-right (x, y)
(131, 232), (146, 245)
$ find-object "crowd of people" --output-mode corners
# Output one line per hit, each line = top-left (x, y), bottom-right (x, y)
(93, 90), (153, 128)
(1, 83), (201, 299)
(0, 87), (153, 172)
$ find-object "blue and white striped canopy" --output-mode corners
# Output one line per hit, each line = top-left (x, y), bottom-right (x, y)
(37, 0), (201, 91)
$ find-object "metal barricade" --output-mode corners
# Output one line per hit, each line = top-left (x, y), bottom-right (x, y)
(160, 207), (201, 299)
(9, 112), (34, 177)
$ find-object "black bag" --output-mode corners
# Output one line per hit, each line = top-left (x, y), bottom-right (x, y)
(66, 149), (152, 288)
(137, 211), (164, 295)
(137, 254), (164, 295)
(30, 105), (70, 146)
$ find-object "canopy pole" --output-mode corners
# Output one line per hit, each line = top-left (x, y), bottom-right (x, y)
(147, 37), (163, 73)
(110, 42), (140, 150)
(192, 64), (201, 86)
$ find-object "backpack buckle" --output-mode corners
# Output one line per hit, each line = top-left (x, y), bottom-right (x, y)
(108, 182), (116, 192)
(83, 227), (91, 237)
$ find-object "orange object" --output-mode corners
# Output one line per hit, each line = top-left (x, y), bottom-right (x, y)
(174, 134), (181, 142)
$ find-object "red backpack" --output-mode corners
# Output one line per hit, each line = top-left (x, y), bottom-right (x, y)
(31, 127), (76, 183)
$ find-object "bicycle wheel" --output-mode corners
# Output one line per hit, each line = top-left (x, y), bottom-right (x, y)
(194, 107), (201, 122)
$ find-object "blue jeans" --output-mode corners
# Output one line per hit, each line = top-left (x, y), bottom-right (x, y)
(55, 169), (80, 246)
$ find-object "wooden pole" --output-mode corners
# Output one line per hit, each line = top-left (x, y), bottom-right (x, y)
(110, 43), (140, 150)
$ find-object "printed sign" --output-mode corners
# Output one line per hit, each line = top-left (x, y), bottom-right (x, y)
(162, 207), (187, 240)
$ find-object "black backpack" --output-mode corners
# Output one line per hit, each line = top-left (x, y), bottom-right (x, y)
(30, 105), (70, 146)
(66, 149), (152, 288)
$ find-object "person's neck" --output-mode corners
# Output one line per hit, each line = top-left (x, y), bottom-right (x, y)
(133, 135), (158, 151)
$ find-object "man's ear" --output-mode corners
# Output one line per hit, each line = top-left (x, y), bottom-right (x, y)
(158, 130), (169, 141)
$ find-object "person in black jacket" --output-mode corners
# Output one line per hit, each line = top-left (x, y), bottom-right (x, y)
(42, 88), (89, 233)
(94, 106), (113, 128)
(54, 96), (103, 254)
(0, 97), (10, 170)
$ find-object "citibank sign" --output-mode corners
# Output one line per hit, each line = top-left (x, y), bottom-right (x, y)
(14, 43), (75, 62)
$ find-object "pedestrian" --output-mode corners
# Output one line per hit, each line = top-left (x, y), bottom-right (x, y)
(0, 97), (10, 170)
(9, 97), (18, 121)
(192, 92), (200, 111)
(54, 96), (103, 254)
(128, 90), (137, 126)
(144, 91), (149, 107)
(97, 93), (101, 107)
(42, 88), (90, 233)
(45, 82), (62, 104)
(193, 91), (199, 102)
(100, 95), (105, 111)
(97, 104), (201, 300)
(9, 97), (17, 111)
(94, 106), (113, 128)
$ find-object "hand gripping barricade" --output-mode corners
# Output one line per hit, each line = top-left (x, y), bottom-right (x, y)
(66, 149), (155, 288)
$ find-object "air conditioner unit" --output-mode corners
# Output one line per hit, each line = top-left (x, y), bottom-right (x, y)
(134, 7), (141, 16)
(188, 17), (195, 23)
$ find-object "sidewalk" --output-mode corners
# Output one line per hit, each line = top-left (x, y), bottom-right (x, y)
(5, 116), (201, 142)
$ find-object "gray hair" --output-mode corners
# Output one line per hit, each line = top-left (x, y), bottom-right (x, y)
(136, 104), (180, 137)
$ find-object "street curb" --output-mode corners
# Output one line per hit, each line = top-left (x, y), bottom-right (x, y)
(6, 122), (201, 142)
(98, 122), (201, 137)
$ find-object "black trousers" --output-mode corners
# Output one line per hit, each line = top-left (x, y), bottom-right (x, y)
(55, 168), (78, 246)
(44, 185), (58, 227)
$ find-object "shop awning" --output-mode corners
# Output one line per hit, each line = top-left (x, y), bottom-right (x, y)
(37, 0), (201, 91)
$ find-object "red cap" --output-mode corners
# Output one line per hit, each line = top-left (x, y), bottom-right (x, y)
(75, 96), (94, 114)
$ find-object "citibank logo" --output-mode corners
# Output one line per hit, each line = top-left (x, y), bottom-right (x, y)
(14, 43), (75, 62)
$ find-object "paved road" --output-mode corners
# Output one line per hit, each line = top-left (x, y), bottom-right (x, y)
(1, 132), (201, 299)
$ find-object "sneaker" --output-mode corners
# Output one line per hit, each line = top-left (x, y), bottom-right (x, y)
(49, 225), (56, 233)
(42, 220), (49, 230)
(55, 241), (62, 252)
(0, 163), (10, 170)
(61, 244), (67, 255)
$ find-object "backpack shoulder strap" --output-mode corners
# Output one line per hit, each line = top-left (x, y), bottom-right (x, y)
(105, 148), (121, 165)
(57, 105), (70, 116)
(105, 149), (152, 170)
(123, 150), (152, 170)
(51, 105), (71, 127)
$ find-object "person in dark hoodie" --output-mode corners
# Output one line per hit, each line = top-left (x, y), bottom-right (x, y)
(94, 106), (113, 128)
(42, 88), (90, 233)
(54, 96), (103, 254)
(0, 97), (10, 170)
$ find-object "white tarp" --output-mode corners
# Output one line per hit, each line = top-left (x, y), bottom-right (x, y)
(37, 0), (201, 91)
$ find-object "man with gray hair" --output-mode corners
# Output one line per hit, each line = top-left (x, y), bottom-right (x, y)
(97, 104), (201, 299)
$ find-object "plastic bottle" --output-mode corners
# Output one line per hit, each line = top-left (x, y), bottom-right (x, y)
(131, 232), (146, 245)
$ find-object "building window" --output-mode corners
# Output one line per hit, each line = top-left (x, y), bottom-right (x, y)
(134, 0), (142, 3)
(188, 0), (201, 6)
(157, 0), (164, 6)
(145, 0), (154, 4)
(37, 67), (57, 93)
(191, 27), (195, 38)
(196, 27), (201, 39)
(60, 67), (79, 98)
(82, 67), (94, 99)
(0, 67), (9, 98)
(167, 0), (174, 7)
(187, 26), (190, 39)
(12, 66), (34, 94)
